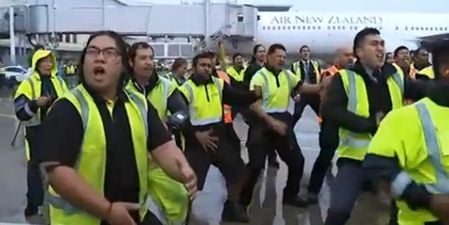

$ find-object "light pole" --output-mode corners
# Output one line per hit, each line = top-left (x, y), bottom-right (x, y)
(9, 6), (16, 65)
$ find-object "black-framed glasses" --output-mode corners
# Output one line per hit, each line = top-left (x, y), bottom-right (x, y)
(85, 47), (120, 60)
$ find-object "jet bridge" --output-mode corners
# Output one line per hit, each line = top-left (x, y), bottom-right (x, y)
(18, 0), (258, 54)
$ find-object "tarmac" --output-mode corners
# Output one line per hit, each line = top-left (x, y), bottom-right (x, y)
(0, 87), (390, 225)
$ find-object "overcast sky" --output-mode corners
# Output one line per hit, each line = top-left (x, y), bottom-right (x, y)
(123, 0), (449, 13)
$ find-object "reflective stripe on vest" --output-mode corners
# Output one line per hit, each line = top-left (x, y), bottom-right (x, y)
(416, 102), (449, 193)
(184, 77), (223, 126)
(259, 69), (293, 113)
(48, 85), (149, 225)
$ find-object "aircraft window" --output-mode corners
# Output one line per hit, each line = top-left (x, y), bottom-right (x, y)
(354, 26), (358, 30)
(327, 26), (331, 30)
(395, 26), (399, 30)
(311, 26), (315, 30)
(277, 26), (281, 30)
(420, 27), (424, 31)
(445, 27), (448, 31)
(318, 26), (321, 30)
(262, 26), (265, 30)
(430, 27), (433, 31)
(379, 26), (383, 30)
(425, 27), (428, 31)
(302, 26), (306, 30)
(287, 26), (290, 30)
(332, 26), (336, 30)
(297, 26), (301, 29)
(307, 26), (311, 30)
(342, 26), (346, 30)
(282, 26), (286, 30)
(440, 27), (443, 31)
(405, 27), (408, 31)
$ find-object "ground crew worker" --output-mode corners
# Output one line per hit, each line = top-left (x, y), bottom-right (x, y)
(291, 45), (322, 126)
(167, 57), (188, 87)
(364, 39), (449, 225)
(225, 53), (246, 84)
(321, 28), (428, 225)
(38, 30), (197, 225)
(14, 49), (69, 218)
(178, 52), (260, 223)
(242, 44), (279, 168)
(126, 42), (190, 224)
(240, 43), (326, 209)
(393, 46), (417, 79)
(307, 47), (354, 204)
(412, 47), (431, 71)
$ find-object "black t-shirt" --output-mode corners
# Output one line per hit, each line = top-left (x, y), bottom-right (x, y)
(39, 89), (171, 223)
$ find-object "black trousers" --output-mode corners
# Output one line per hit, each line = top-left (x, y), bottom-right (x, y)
(225, 123), (241, 152)
(184, 133), (246, 191)
(307, 119), (339, 194)
(25, 126), (44, 209)
(292, 94), (320, 126)
(240, 115), (304, 206)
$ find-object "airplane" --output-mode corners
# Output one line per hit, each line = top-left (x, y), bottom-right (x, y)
(222, 11), (449, 60)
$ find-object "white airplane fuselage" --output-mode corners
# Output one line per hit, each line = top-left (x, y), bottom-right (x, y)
(227, 11), (449, 57)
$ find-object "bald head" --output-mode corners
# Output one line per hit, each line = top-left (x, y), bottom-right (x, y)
(335, 47), (354, 68)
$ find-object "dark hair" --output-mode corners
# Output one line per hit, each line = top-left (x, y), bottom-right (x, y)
(385, 52), (393, 63)
(192, 52), (213, 67)
(394, 46), (409, 58)
(172, 57), (188, 72)
(267, 43), (286, 55)
(415, 47), (428, 55)
(299, 45), (309, 53)
(353, 28), (380, 59)
(78, 30), (129, 86)
(250, 44), (264, 63)
(232, 53), (243, 62)
(128, 42), (154, 61)
(430, 39), (449, 77)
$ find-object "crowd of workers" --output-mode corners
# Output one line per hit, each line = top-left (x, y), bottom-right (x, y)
(11, 26), (449, 225)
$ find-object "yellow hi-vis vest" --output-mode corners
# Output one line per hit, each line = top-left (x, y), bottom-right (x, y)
(226, 66), (246, 82)
(179, 76), (224, 126)
(48, 85), (149, 225)
(250, 67), (298, 114)
(369, 97), (449, 225)
(125, 78), (189, 225)
(337, 69), (404, 161)
(126, 76), (176, 121)
(419, 66), (435, 80)
(292, 60), (321, 82)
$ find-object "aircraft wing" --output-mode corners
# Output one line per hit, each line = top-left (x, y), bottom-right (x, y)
(416, 33), (449, 48)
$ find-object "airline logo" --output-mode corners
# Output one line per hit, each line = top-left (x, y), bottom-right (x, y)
(269, 15), (383, 26)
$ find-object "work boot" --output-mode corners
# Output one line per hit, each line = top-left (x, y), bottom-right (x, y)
(221, 200), (250, 223)
(24, 204), (38, 217)
(283, 195), (308, 208)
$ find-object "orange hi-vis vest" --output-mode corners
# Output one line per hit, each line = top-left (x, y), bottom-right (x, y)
(317, 65), (341, 123)
(216, 70), (233, 124)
